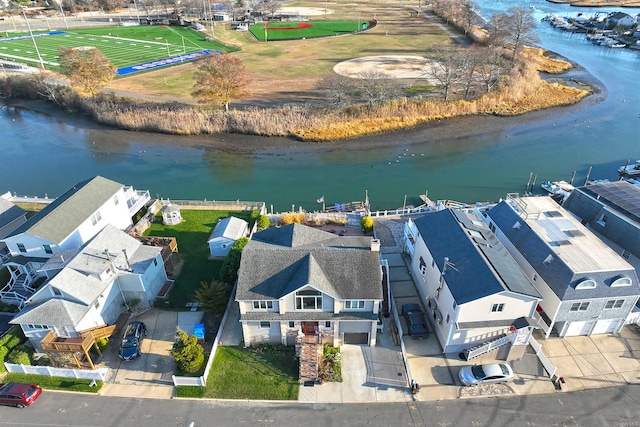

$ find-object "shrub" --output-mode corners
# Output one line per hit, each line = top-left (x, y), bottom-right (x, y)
(219, 237), (249, 284)
(96, 338), (109, 352)
(360, 216), (374, 232)
(172, 330), (205, 374)
(7, 347), (31, 365)
(256, 214), (270, 231)
(280, 212), (305, 225)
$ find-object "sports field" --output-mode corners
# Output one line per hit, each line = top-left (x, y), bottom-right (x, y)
(249, 20), (373, 42)
(0, 25), (233, 75)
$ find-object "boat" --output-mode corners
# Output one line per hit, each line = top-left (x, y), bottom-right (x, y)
(540, 180), (575, 201)
(618, 160), (640, 178)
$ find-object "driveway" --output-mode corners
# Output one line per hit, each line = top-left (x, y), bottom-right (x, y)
(98, 309), (203, 398)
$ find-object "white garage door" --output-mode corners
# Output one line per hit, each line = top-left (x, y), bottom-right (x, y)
(591, 318), (621, 335)
(564, 320), (595, 337)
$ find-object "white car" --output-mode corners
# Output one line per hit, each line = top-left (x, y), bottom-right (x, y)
(458, 363), (515, 386)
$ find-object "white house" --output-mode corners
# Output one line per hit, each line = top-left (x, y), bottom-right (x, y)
(208, 216), (249, 257)
(404, 209), (542, 355)
(0, 193), (27, 241)
(483, 195), (640, 338)
(236, 224), (383, 347)
(10, 224), (167, 351)
(0, 176), (150, 308)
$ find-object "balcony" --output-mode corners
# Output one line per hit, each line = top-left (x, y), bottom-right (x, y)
(124, 186), (151, 217)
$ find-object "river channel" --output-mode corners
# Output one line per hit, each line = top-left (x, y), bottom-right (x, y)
(1, 0), (639, 212)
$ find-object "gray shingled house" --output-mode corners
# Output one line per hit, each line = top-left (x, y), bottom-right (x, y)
(236, 223), (383, 346)
(484, 195), (640, 338)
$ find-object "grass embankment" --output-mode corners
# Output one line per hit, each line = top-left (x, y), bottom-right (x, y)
(204, 345), (299, 400)
(143, 209), (251, 308)
(5, 373), (102, 393)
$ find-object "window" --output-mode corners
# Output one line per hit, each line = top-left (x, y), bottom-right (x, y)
(452, 301), (457, 310)
(604, 299), (624, 309)
(489, 222), (496, 233)
(259, 321), (270, 328)
(295, 290), (322, 310)
(431, 259), (435, 269)
(17, 243), (26, 253)
(288, 321), (295, 328)
(532, 273), (537, 282)
(570, 302), (590, 311)
(153, 258), (158, 267)
(252, 301), (274, 310)
(419, 257), (427, 275)
(345, 300), (365, 309)
(51, 287), (62, 297)
(91, 211), (102, 226)
(445, 314), (450, 324)
(575, 279), (596, 290)
(27, 324), (48, 330)
(325, 321), (331, 328)
(113, 195), (119, 205)
(611, 277), (632, 287)
(491, 303), (504, 313)
(94, 301), (100, 309)
(43, 244), (53, 254)
(597, 213), (608, 227)
(621, 250), (631, 260)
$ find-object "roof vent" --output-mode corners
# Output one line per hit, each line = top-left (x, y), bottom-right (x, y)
(370, 239), (380, 252)
(543, 254), (554, 265)
(512, 221), (521, 230)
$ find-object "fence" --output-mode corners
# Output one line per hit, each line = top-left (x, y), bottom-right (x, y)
(163, 199), (266, 213)
(4, 363), (109, 381)
(172, 283), (237, 387)
(529, 335), (557, 378)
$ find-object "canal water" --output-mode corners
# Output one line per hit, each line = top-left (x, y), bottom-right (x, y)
(1, 1), (639, 212)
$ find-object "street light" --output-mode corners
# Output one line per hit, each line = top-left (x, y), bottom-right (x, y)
(21, 8), (45, 70)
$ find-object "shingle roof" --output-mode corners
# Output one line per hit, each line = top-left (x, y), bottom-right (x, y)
(208, 216), (248, 242)
(0, 198), (25, 231)
(236, 224), (382, 301)
(10, 299), (90, 327)
(8, 176), (123, 244)
(487, 200), (640, 300)
(413, 209), (541, 305)
(241, 311), (378, 321)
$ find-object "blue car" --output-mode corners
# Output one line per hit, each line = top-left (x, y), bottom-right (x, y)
(401, 304), (429, 339)
(119, 321), (147, 361)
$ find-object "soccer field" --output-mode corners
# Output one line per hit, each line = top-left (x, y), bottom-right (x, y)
(249, 20), (373, 42)
(0, 25), (233, 75)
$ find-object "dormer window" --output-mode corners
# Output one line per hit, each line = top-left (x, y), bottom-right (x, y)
(17, 243), (26, 253)
(51, 287), (62, 297)
(611, 277), (632, 287)
(575, 279), (596, 290)
(295, 290), (322, 310)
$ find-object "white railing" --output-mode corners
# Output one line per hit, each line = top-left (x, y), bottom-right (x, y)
(172, 282), (238, 387)
(165, 199), (266, 213)
(532, 311), (551, 335)
(465, 334), (512, 360)
(4, 363), (109, 381)
(529, 335), (557, 378)
(369, 205), (434, 218)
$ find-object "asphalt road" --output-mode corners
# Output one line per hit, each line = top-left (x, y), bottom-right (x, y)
(2, 385), (639, 427)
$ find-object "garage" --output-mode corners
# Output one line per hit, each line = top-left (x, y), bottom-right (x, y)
(343, 332), (369, 344)
(564, 320), (595, 337)
(591, 318), (621, 335)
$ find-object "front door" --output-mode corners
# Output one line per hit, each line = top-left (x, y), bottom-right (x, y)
(301, 322), (318, 336)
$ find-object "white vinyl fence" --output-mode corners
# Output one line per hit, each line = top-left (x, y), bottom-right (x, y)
(4, 363), (109, 381)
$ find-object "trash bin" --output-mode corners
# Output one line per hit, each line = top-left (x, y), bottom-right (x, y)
(194, 323), (205, 340)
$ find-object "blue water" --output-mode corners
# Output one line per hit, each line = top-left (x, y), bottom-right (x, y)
(1, 2), (639, 211)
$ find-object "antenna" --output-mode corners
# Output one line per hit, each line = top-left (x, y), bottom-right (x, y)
(443, 257), (459, 274)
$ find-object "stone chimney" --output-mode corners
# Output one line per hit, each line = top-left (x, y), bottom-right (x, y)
(370, 239), (380, 252)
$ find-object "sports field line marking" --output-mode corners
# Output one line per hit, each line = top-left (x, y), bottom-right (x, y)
(163, 26), (207, 50)
(0, 52), (59, 66)
(101, 35), (173, 46)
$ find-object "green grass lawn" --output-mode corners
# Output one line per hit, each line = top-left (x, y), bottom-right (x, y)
(143, 209), (251, 309)
(204, 346), (299, 400)
(0, 25), (235, 72)
(5, 373), (102, 393)
(249, 20), (371, 41)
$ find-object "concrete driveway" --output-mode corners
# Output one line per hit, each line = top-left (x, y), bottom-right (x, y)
(98, 309), (203, 398)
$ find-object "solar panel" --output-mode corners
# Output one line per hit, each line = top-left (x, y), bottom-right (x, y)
(582, 181), (640, 222)
(543, 210), (563, 218)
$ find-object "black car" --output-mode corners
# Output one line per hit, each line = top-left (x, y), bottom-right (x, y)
(119, 321), (147, 361)
(401, 304), (429, 339)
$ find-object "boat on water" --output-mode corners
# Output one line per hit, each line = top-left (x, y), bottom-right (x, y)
(540, 180), (575, 201)
(618, 160), (640, 178)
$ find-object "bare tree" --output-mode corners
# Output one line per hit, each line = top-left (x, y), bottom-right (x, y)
(317, 74), (356, 104)
(486, 12), (511, 48)
(354, 70), (400, 107)
(474, 45), (508, 93)
(426, 46), (466, 100)
(504, 6), (539, 60)
(191, 53), (249, 111)
(459, 0), (478, 34)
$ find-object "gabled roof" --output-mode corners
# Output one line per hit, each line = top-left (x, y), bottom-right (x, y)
(236, 224), (382, 301)
(0, 198), (26, 230)
(574, 180), (640, 225)
(8, 176), (123, 244)
(413, 209), (541, 304)
(208, 216), (248, 242)
(10, 299), (90, 327)
(46, 268), (108, 306)
(487, 198), (640, 300)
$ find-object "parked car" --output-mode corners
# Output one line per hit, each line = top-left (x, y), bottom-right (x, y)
(119, 321), (147, 361)
(0, 382), (42, 408)
(401, 303), (429, 339)
(458, 363), (515, 386)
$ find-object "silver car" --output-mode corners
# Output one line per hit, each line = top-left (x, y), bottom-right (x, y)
(458, 363), (514, 386)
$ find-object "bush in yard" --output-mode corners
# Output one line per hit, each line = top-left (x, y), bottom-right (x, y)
(172, 329), (205, 374)
(0, 326), (26, 373)
(219, 237), (249, 284)
(7, 346), (31, 365)
(318, 344), (342, 383)
(195, 279), (231, 316)
(96, 338), (109, 352)
(257, 214), (270, 231)
(360, 216), (374, 233)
